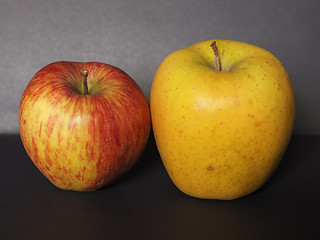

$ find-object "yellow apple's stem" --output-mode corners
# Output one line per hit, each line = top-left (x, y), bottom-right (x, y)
(81, 70), (89, 95)
(210, 41), (221, 71)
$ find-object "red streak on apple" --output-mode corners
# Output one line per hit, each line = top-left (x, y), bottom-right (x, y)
(19, 61), (151, 191)
(31, 137), (39, 165)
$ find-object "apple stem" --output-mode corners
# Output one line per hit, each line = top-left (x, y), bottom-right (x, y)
(210, 41), (221, 71)
(81, 70), (89, 95)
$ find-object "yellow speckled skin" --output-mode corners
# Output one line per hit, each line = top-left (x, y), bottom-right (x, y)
(150, 40), (295, 200)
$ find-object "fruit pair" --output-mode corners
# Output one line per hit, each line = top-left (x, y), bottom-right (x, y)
(19, 40), (295, 200)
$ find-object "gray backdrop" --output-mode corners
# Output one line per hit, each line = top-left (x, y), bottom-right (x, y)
(1, 0), (319, 134)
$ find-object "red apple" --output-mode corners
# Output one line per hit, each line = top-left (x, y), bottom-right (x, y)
(19, 61), (150, 191)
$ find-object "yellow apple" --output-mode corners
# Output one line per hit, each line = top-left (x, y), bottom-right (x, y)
(150, 40), (295, 200)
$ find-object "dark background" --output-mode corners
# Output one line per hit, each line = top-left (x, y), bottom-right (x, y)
(0, 0), (320, 134)
(1, 0), (320, 239)
(1, 134), (319, 239)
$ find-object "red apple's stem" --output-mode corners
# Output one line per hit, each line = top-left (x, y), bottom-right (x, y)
(81, 70), (89, 95)
(210, 41), (221, 71)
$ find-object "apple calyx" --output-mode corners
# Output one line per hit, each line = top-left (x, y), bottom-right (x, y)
(81, 70), (89, 95)
(210, 41), (221, 71)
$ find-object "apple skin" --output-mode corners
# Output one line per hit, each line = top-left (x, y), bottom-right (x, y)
(150, 40), (295, 200)
(19, 61), (150, 191)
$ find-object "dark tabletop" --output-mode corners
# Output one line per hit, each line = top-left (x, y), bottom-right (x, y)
(1, 134), (319, 240)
